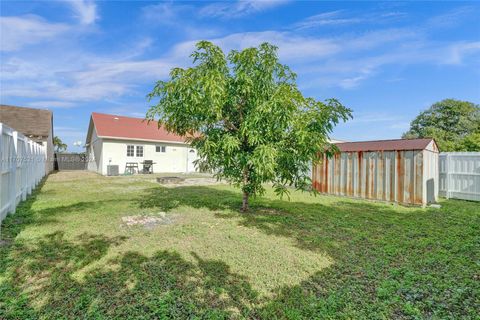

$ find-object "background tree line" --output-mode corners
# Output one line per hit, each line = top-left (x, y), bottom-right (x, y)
(403, 99), (480, 152)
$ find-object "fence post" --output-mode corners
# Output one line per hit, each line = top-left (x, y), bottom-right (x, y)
(444, 153), (449, 199)
(9, 131), (18, 214)
(27, 140), (32, 194)
(21, 145), (26, 201)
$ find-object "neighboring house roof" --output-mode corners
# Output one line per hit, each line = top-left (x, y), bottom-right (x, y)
(88, 112), (187, 144)
(0, 104), (53, 143)
(336, 138), (436, 152)
(329, 138), (347, 144)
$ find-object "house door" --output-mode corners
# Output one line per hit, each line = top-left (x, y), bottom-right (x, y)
(187, 149), (197, 172)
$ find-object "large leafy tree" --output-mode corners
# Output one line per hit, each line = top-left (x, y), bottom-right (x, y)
(53, 136), (67, 152)
(403, 99), (480, 151)
(147, 41), (351, 211)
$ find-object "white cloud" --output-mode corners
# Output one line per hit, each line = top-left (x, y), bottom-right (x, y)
(427, 6), (475, 29)
(444, 41), (480, 65)
(205, 31), (340, 61)
(0, 52), (179, 102)
(0, 15), (69, 51)
(200, 0), (289, 18)
(142, 2), (191, 25)
(294, 11), (364, 29)
(338, 74), (371, 89)
(1, 81), (129, 102)
(67, 0), (98, 25)
(27, 101), (77, 109)
(0, 57), (47, 79)
(293, 10), (408, 30)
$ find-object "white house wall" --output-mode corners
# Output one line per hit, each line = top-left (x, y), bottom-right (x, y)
(100, 138), (198, 174)
(87, 128), (103, 174)
(45, 124), (54, 173)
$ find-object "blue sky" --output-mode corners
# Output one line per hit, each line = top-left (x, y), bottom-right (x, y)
(1, 1), (479, 152)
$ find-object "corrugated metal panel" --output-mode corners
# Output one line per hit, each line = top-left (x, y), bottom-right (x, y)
(439, 152), (480, 201)
(313, 148), (437, 206)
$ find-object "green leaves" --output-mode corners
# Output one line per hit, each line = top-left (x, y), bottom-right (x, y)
(53, 136), (67, 153)
(403, 99), (480, 152)
(147, 41), (351, 209)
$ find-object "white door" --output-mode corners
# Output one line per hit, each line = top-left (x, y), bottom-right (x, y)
(187, 149), (198, 172)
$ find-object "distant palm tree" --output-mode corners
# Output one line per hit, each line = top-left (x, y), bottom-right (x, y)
(53, 136), (67, 152)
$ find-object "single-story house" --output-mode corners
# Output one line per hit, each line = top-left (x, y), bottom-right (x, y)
(85, 112), (199, 175)
(0, 104), (54, 173)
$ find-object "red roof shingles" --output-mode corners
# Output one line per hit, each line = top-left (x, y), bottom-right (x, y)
(335, 138), (434, 152)
(91, 112), (186, 143)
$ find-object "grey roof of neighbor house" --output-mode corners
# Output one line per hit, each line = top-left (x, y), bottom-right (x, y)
(0, 104), (53, 142)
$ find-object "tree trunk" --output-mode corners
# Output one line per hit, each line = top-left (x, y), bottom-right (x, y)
(241, 167), (249, 212)
(241, 191), (249, 212)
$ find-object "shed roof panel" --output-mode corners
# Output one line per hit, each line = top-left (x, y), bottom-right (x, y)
(336, 138), (435, 152)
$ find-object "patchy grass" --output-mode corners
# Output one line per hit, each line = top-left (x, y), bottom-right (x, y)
(0, 171), (479, 319)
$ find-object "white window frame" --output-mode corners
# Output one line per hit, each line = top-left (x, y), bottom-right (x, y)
(127, 145), (134, 157)
(156, 145), (166, 153)
(136, 145), (144, 157)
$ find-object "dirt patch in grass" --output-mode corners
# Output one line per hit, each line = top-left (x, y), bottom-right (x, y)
(157, 177), (223, 187)
(0, 239), (11, 247)
(121, 212), (175, 229)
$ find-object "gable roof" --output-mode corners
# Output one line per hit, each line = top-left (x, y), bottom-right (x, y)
(335, 138), (436, 152)
(0, 104), (53, 142)
(89, 112), (187, 143)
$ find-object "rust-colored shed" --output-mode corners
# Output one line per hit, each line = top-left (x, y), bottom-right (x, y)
(312, 138), (439, 206)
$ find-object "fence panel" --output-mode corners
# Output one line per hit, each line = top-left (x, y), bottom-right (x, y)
(0, 123), (46, 227)
(56, 153), (87, 170)
(439, 152), (480, 201)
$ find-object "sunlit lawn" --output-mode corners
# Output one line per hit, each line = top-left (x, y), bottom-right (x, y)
(1, 171), (478, 319)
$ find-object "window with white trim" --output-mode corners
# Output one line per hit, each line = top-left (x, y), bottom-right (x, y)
(127, 145), (134, 157)
(156, 145), (166, 153)
(136, 146), (144, 157)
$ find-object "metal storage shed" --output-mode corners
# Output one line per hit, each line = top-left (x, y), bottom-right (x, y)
(312, 138), (439, 206)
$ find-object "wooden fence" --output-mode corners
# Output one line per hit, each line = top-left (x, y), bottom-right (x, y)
(439, 152), (480, 201)
(1, 123), (46, 227)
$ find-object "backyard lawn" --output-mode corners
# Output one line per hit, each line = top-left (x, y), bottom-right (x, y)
(0, 171), (478, 319)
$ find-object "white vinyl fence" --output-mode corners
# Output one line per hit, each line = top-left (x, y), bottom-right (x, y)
(1, 123), (46, 227)
(439, 152), (480, 201)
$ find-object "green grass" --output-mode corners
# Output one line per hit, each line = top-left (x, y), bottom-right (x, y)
(1, 171), (479, 319)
